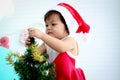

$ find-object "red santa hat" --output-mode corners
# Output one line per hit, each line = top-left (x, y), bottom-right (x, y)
(51, 3), (90, 35)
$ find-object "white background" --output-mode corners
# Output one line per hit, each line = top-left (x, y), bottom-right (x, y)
(0, 0), (120, 80)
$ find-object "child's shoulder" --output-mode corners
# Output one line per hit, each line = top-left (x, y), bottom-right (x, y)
(63, 35), (76, 41)
(62, 35), (77, 44)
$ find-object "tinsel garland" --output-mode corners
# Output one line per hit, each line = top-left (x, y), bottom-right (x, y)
(6, 37), (56, 80)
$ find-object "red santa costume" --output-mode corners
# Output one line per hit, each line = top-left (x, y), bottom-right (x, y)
(45, 3), (90, 80)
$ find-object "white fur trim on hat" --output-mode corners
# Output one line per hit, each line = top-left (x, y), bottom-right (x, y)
(51, 5), (79, 35)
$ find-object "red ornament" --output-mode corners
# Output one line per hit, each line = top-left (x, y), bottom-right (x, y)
(0, 36), (9, 48)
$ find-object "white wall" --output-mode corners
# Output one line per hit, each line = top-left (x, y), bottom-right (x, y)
(0, 0), (120, 80)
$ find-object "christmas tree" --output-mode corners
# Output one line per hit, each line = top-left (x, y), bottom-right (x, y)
(6, 37), (56, 80)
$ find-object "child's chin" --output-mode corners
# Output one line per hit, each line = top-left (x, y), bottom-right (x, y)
(48, 34), (54, 37)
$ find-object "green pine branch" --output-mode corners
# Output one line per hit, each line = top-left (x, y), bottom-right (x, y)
(6, 37), (56, 80)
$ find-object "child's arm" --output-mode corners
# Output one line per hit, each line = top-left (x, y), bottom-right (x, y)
(28, 28), (76, 53)
(39, 33), (76, 53)
(38, 43), (46, 53)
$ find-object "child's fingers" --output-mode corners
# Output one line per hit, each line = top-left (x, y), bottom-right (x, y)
(28, 28), (34, 37)
(25, 38), (31, 46)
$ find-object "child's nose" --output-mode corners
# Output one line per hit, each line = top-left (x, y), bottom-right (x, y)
(47, 26), (52, 29)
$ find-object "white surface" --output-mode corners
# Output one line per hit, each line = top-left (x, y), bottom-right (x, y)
(0, 0), (120, 80)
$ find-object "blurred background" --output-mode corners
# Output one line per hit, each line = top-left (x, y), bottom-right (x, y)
(0, 0), (120, 80)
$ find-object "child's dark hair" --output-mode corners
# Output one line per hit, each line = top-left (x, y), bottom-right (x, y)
(44, 10), (69, 34)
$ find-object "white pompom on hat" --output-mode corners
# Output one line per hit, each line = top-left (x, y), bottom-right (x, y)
(50, 2), (90, 35)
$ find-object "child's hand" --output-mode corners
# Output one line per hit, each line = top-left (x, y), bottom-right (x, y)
(25, 37), (31, 47)
(28, 28), (43, 39)
(25, 37), (35, 47)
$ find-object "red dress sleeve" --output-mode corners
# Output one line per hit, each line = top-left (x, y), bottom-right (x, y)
(53, 52), (86, 80)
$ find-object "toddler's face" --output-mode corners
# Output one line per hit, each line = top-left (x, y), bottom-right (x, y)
(45, 14), (68, 39)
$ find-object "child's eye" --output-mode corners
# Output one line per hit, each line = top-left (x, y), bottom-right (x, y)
(52, 23), (56, 26)
(45, 25), (48, 27)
